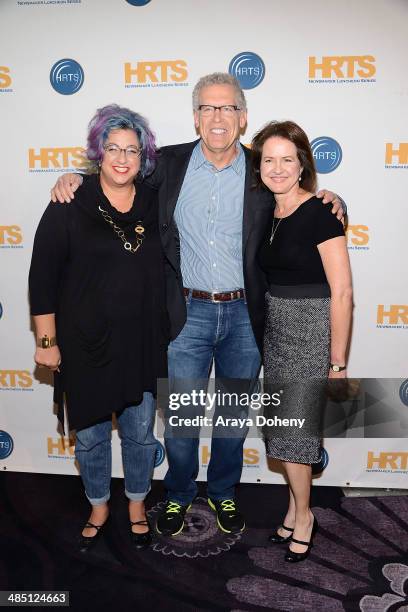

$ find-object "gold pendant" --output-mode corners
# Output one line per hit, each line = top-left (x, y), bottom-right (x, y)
(135, 224), (145, 235)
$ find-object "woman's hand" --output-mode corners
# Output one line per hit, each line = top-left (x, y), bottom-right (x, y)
(35, 345), (62, 372)
(327, 368), (348, 401)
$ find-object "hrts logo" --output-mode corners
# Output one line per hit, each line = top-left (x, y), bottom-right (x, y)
(28, 148), (86, 171)
(228, 52), (265, 90)
(385, 143), (408, 168)
(0, 226), (22, 247)
(399, 380), (408, 407)
(0, 431), (14, 460)
(154, 441), (165, 467)
(346, 225), (369, 249)
(311, 137), (342, 173)
(47, 437), (75, 458)
(367, 451), (408, 471)
(50, 59), (84, 95)
(201, 445), (259, 466)
(0, 66), (12, 90)
(309, 55), (376, 80)
(377, 305), (408, 327)
(0, 370), (33, 390)
(124, 60), (188, 87)
(312, 447), (329, 475)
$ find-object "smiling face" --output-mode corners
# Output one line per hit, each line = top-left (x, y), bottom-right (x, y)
(194, 83), (247, 162)
(260, 136), (303, 195)
(100, 128), (141, 188)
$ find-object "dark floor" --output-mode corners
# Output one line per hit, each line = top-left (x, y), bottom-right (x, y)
(1, 472), (407, 611)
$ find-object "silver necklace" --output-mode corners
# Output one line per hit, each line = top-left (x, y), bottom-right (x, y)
(269, 216), (283, 244)
(269, 199), (304, 244)
(98, 205), (145, 253)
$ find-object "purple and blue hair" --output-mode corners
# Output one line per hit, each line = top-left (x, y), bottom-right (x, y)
(86, 104), (157, 178)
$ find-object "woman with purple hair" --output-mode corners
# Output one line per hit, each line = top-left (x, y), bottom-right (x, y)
(29, 104), (169, 552)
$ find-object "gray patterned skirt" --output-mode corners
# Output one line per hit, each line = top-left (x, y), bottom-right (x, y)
(263, 286), (330, 464)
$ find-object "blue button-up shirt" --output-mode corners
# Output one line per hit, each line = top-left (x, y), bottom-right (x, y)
(174, 141), (245, 292)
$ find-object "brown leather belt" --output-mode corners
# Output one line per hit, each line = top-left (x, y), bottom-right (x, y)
(183, 287), (245, 302)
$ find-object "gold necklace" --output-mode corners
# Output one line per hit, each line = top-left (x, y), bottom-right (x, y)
(98, 206), (145, 253)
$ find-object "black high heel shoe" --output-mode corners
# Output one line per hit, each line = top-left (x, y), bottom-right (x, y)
(130, 519), (152, 549)
(285, 516), (318, 563)
(78, 518), (109, 553)
(268, 524), (294, 544)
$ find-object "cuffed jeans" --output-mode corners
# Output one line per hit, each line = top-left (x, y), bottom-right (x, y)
(75, 392), (157, 505)
(164, 294), (261, 505)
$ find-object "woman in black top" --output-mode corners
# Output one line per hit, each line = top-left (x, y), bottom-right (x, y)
(29, 104), (169, 551)
(252, 121), (353, 562)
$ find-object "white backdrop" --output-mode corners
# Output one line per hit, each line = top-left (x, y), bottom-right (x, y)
(1, 0), (407, 488)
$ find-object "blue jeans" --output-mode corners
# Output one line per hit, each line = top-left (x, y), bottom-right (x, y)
(75, 392), (157, 505)
(164, 294), (261, 504)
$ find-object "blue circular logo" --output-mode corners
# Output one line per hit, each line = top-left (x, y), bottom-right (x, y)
(229, 52), (265, 90)
(0, 302), (3, 319)
(0, 431), (14, 460)
(312, 446), (329, 475)
(399, 379), (408, 407)
(311, 136), (343, 174)
(50, 59), (84, 95)
(126, 0), (151, 5)
(154, 440), (165, 467)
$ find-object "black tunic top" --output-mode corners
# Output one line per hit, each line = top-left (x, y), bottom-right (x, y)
(29, 175), (169, 431)
(258, 196), (344, 286)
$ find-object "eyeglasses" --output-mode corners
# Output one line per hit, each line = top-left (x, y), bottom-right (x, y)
(198, 105), (241, 117)
(103, 144), (142, 159)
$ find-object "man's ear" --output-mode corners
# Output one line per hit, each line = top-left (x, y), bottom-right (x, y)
(193, 111), (200, 129)
(239, 111), (248, 130)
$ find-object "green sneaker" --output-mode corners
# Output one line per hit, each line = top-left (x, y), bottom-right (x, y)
(208, 498), (245, 534)
(156, 500), (191, 536)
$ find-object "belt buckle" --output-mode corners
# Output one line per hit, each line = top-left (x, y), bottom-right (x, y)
(211, 291), (239, 302)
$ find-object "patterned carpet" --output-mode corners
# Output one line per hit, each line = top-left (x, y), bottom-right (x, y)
(1, 472), (407, 611)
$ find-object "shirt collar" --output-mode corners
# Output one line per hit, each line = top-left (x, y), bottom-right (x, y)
(192, 140), (244, 176)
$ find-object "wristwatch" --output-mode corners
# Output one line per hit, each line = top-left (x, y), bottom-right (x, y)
(330, 363), (347, 372)
(37, 335), (57, 349)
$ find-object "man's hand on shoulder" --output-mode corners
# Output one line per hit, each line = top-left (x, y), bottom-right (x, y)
(316, 189), (346, 222)
(51, 173), (83, 204)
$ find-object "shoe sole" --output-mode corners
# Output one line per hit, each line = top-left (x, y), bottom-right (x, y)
(156, 503), (191, 537)
(207, 499), (246, 534)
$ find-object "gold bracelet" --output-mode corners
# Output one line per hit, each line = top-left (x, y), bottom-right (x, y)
(37, 335), (57, 349)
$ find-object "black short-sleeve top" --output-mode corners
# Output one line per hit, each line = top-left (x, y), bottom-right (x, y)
(258, 196), (345, 286)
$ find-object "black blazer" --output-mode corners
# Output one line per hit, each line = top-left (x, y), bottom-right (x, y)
(149, 139), (274, 352)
